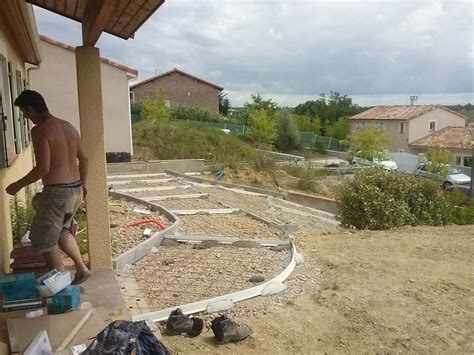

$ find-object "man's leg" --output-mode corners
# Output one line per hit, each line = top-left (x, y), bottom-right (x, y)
(58, 229), (90, 276)
(43, 247), (65, 271)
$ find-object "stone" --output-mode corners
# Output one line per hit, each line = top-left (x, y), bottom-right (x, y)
(248, 276), (265, 283)
(295, 252), (305, 265)
(163, 258), (174, 265)
(262, 282), (287, 295)
(161, 238), (180, 247)
(270, 244), (291, 252)
(206, 300), (234, 313)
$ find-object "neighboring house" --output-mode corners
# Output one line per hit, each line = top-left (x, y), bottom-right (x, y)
(409, 126), (473, 175)
(130, 68), (223, 113)
(350, 105), (466, 152)
(30, 35), (138, 163)
(0, 1), (41, 272)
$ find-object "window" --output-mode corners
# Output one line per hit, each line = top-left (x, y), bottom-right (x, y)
(356, 121), (367, 130)
(464, 156), (472, 168)
(399, 122), (404, 133)
(455, 156), (462, 166)
(429, 121), (436, 132)
(376, 122), (384, 129)
(7, 62), (21, 154)
(129, 91), (135, 103)
(0, 56), (17, 168)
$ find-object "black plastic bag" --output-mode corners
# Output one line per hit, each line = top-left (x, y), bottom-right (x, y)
(83, 320), (170, 355)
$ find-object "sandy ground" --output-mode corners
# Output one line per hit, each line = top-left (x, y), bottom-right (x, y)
(160, 225), (474, 354)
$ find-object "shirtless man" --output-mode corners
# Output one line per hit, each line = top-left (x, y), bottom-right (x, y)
(6, 90), (91, 284)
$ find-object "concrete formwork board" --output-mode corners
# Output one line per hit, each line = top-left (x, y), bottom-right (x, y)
(114, 185), (189, 193)
(141, 193), (209, 201)
(108, 173), (170, 179)
(109, 191), (182, 270)
(132, 243), (298, 322)
(107, 159), (205, 174)
(107, 178), (178, 185)
(164, 235), (291, 246)
(169, 208), (240, 215)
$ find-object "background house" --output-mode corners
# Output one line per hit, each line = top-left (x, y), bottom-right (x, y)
(350, 105), (466, 152)
(30, 35), (138, 162)
(0, 1), (41, 272)
(130, 68), (223, 113)
(409, 126), (473, 176)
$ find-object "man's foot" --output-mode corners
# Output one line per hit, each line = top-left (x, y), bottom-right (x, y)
(72, 271), (92, 285)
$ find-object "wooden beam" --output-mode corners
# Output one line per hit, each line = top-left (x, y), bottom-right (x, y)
(81, 0), (115, 46)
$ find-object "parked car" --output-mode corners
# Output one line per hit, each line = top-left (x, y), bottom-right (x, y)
(350, 155), (398, 171)
(445, 185), (472, 205)
(414, 163), (471, 189)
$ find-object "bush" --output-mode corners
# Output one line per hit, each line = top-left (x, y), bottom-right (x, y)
(170, 106), (225, 123)
(10, 188), (35, 246)
(444, 188), (474, 225)
(336, 168), (452, 229)
(274, 110), (300, 152)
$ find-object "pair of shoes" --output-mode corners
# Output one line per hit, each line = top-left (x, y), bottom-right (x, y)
(166, 308), (203, 337)
(211, 314), (252, 344)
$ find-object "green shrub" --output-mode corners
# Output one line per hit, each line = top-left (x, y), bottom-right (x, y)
(274, 110), (300, 152)
(444, 188), (474, 225)
(170, 106), (225, 123)
(10, 188), (35, 246)
(336, 168), (452, 230)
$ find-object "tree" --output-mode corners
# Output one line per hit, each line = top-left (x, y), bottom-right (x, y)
(140, 92), (170, 123)
(325, 116), (349, 140)
(244, 94), (279, 118)
(424, 146), (453, 176)
(275, 109), (300, 152)
(349, 125), (391, 159)
(291, 113), (320, 133)
(218, 92), (231, 116)
(246, 108), (276, 145)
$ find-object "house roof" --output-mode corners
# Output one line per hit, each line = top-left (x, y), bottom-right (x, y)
(39, 35), (138, 76)
(130, 68), (224, 91)
(350, 105), (467, 121)
(409, 126), (474, 151)
(27, 0), (164, 41)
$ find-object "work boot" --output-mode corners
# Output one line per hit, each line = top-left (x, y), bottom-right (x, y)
(166, 308), (203, 337)
(211, 314), (252, 343)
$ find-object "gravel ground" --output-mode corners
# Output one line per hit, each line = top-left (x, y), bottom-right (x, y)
(179, 213), (281, 239)
(110, 180), (179, 190)
(109, 199), (172, 257)
(128, 244), (291, 310)
(156, 198), (224, 210)
(129, 187), (195, 198)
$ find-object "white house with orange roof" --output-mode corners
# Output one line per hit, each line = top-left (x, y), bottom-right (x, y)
(29, 35), (138, 162)
(350, 105), (466, 152)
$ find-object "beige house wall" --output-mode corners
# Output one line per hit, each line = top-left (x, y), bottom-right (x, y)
(29, 40), (134, 157)
(350, 120), (409, 151)
(0, 27), (35, 272)
(131, 71), (220, 112)
(350, 108), (466, 152)
(408, 109), (466, 143)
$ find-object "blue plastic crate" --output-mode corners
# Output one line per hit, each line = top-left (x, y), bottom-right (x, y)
(52, 285), (80, 314)
(4, 289), (40, 302)
(0, 272), (36, 293)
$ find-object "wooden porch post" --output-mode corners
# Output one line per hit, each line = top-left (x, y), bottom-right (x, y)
(75, 46), (111, 269)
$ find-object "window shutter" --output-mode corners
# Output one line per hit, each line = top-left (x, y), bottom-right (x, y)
(7, 62), (21, 154)
(15, 71), (26, 148)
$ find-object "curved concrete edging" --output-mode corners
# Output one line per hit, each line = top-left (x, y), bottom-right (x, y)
(132, 242), (298, 322)
(109, 191), (182, 270)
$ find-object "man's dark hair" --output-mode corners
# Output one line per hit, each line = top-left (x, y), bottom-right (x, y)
(14, 90), (49, 112)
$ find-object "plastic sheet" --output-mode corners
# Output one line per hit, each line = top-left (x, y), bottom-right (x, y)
(83, 320), (170, 355)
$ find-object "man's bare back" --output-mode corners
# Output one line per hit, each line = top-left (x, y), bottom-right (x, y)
(34, 116), (81, 185)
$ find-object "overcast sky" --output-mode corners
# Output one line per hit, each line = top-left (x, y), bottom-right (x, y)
(34, 0), (473, 106)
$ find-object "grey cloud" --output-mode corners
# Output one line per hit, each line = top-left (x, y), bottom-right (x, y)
(34, 0), (472, 106)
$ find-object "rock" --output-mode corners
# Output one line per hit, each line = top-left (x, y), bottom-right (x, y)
(206, 300), (234, 313)
(163, 258), (174, 265)
(193, 240), (219, 249)
(249, 276), (265, 283)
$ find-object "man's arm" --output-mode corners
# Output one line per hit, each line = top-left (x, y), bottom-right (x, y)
(6, 128), (50, 195)
(77, 135), (89, 197)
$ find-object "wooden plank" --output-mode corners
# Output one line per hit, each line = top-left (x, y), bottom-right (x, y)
(109, 0), (144, 33)
(165, 235), (290, 246)
(169, 208), (240, 215)
(64, 0), (78, 17)
(81, 0), (116, 46)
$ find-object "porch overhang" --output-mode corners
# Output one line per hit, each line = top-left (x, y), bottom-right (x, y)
(26, 0), (165, 45)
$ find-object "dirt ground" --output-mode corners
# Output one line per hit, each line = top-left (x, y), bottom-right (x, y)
(161, 224), (474, 354)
